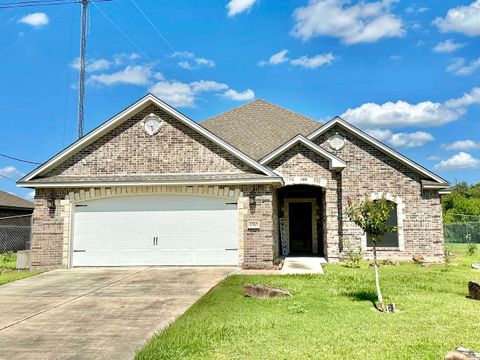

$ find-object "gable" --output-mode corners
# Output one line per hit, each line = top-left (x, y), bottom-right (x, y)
(308, 118), (449, 186)
(260, 135), (345, 171)
(202, 99), (322, 160)
(44, 104), (258, 177)
(267, 143), (335, 180)
(311, 122), (449, 189)
(19, 94), (276, 185)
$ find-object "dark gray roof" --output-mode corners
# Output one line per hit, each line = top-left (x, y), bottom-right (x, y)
(202, 99), (322, 160)
(22, 173), (278, 185)
(0, 190), (33, 209)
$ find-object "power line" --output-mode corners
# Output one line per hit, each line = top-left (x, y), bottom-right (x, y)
(128, 0), (199, 81)
(129, 0), (176, 54)
(0, 153), (41, 165)
(0, 174), (16, 182)
(92, 1), (153, 62)
(0, 0), (111, 9)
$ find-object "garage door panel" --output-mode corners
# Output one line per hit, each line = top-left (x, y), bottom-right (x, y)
(72, 195), (238, 266)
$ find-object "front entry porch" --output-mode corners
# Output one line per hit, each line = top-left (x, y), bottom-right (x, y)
(277, 185), (325, 257)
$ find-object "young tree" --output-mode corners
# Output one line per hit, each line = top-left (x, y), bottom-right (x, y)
(345, 195), (397, 312)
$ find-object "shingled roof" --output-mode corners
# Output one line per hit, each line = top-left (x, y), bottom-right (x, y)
(201, 99), (322, 160)
(0, 190), (33, 209)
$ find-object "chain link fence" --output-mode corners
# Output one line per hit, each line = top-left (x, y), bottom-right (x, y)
(0, 214), (32, 253)
(444, 214), (480, 244)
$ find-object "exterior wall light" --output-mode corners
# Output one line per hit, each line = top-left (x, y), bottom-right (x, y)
(47, 193), (56, 211)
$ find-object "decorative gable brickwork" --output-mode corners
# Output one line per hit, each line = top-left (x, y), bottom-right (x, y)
(45, 104), (259, 177)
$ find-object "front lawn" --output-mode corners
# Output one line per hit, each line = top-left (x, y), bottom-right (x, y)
(137, 244), (480, 360)
(0, 252), (39, 286)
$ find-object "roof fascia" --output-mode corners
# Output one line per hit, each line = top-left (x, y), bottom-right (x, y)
(308, 117), (449, 184)
(259, 134), (346, 170)
(17, 177), (284, 188)
(19, 94), (275, 183)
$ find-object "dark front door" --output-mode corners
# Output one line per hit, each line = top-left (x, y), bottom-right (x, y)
(289, 202), (313, 254)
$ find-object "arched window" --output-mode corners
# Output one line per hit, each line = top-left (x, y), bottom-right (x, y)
(366, 201), (399, 247)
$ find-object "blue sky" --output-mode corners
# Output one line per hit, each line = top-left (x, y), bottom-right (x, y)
(1, 0), (480, 199)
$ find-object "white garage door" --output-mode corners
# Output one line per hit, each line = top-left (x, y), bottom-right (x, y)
(72, 194), (238, 266)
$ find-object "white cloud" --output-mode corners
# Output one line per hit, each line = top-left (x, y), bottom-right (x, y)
(195, 58), (215, 67)
(342, 101), (460, 128)
(366, 129), (434, 148)
(227, 0), (257, 17)
(153, 72), (164, 81)
(113, 53), (140, 64)
(341, 87), (480, 128)
(258, 50), (335, 69)
(26, 191), (35, 199)
(388, 131), (434, 148)
(171, 51), (194, 58)
(0, 166), (21, 178)
(442, 140), (480, 151)
(149, 81), (196, 107)
(427, 155), (442, 161)
(433, 39), (465, 53)
(70, 53), (141, 73)
(291, 0), (405, 44)
(190, 80), (228, 93)
(88, 65), (153, 86)
(222, 88), (255, 101)
(389, 54), (402, 61)
(178, 61), (192, 69)
(290, 53), (335, 69)
(149, 79), (251, 107)
(433, 0), (480, 37)
(366, 128), (392, 142)
(179, 57), (215, 70)
(405, 6), (429, 14)
(174, 51), (215, 69)
(444, 87), (480, 108)
(18, 12), (49, 27)
(434, 152), (480, 171)
(446, 57), (480, 76)
(258, 50), (290, 66)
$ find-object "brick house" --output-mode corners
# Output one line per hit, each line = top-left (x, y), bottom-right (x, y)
(18, 94), (450, 269)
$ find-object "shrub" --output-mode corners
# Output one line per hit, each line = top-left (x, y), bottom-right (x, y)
(467, 243), (477, 256)
(342, 238), (363, 268)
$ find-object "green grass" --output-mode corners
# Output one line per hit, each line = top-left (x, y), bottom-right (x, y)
(0, 252), (39, 286)
(137, 244), (480, 360)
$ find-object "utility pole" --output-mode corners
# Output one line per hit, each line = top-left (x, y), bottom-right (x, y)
(77, 0), (89, 139)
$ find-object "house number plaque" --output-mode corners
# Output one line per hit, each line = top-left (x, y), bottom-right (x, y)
(247, 220), (261, 230)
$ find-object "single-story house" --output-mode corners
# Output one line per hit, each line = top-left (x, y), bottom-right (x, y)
(0, 190), (33, 252)
(0, 190), (33, 219)
(18, 94), (450, 269)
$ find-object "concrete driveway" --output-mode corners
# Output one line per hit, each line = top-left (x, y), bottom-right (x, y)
(0, 267), (237, 360)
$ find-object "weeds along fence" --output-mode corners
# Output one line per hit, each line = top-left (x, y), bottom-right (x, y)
(444, 214), (480, 244)
(0, 214), (32, 253)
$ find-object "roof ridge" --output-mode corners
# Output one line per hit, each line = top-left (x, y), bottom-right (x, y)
(202, 98), (320, 127)
(0, 189), (33, 209)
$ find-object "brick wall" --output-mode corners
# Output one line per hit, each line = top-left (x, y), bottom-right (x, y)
(30, 188), (69, 269)
(30, 185), (275, 269)
(46, 104), (259, 177)
(313, 124), (444, 259)
(267, 143), (343, 260)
